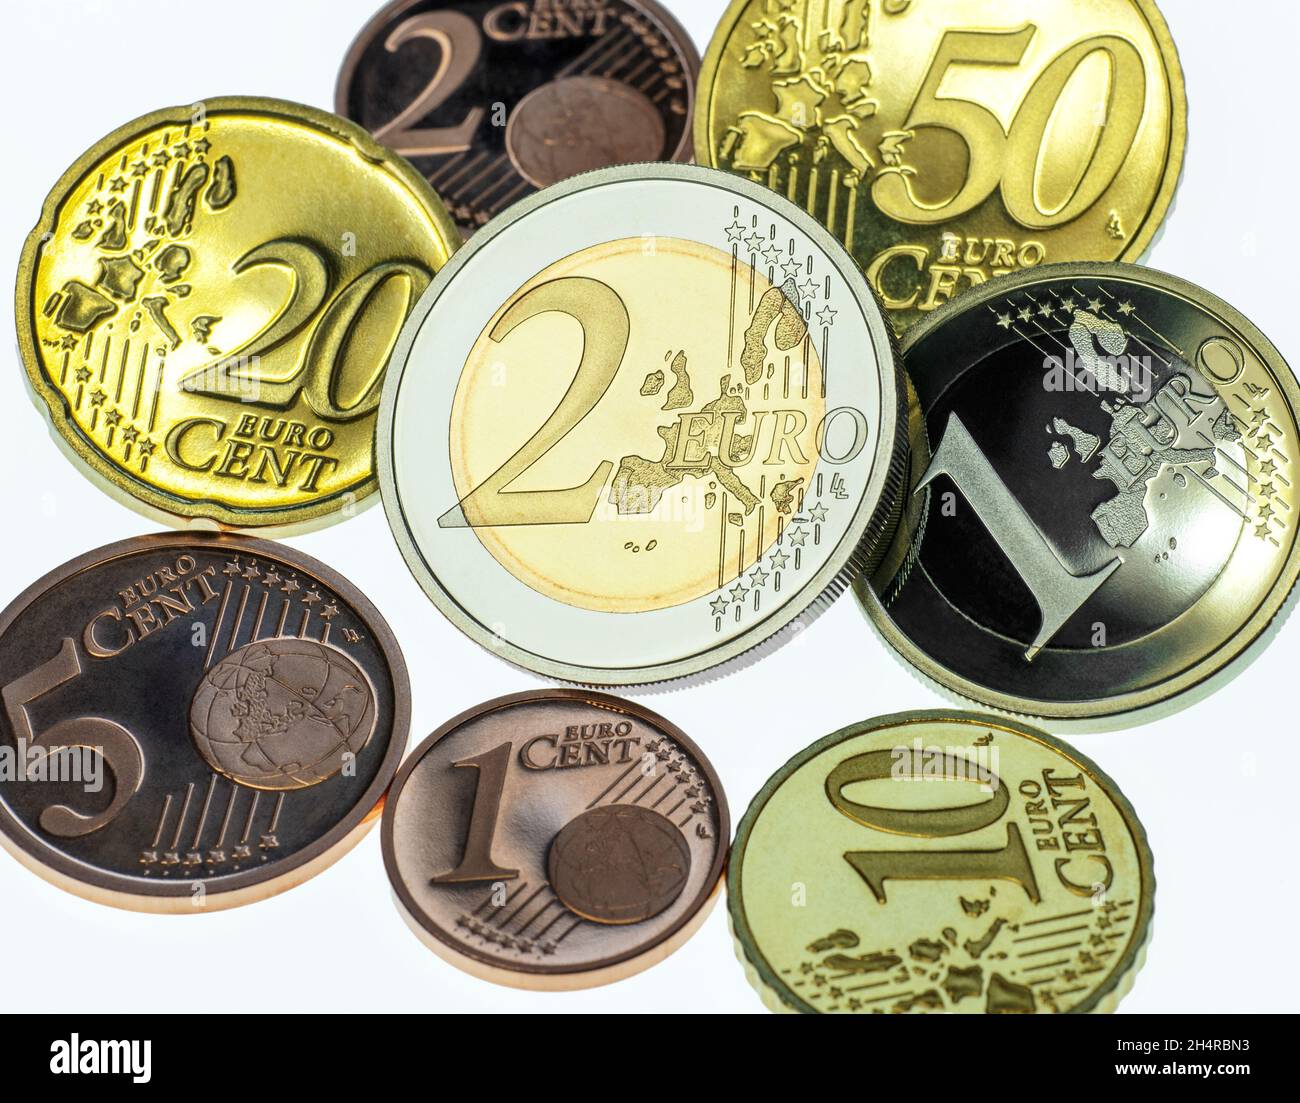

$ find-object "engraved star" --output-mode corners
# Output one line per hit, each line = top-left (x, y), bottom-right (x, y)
(1088, 298), (1104, 312)
(787, 526), (808, 547)
(1018, 307), (1032, 322)
(1118, 301), (1135, 315)
(86, 199), (102, 215)
(1259, 458), (1279, 478)
(798, 279), (819, 301)
(108, 176), (127, 193)
(1250, 406), (1270, 426)
(996, 312), (1012, 329)
(152, 150), (170, 167)
(121, 426), (138, 444)
(262, 569), (281, 586)
(320, 603), (340, 621)
(781, 257), (802, 281)
(58, 334), (77, 351)
(1257, 433), (1275, 452)
(724, 219), (746, 244)
(808, 502), (828, 523)
(729, 582), (749, 603)
(1060, 297), (1077, 312)
(709, 596), (729, 617)
(193, 138), (211, 155)
(748, 566), (770, 588)
(1258, 501), (1275, 521)
(1256, 522), (1273, 539)
(130, 160), (149, 177)
(74, 366), (92, 384)
(763, 243), (782, 267)
(1038, 302), (1054, 317)
(223, 557), (242, 576)
(137, 439), (155, 458)
(1258, 482), (1275, 498)
(89, 388), (107, 407)
(281, 578), (300, 595)
(104, 409), (122, 427)
(173, 141), (192, 159)
(302, 589), (323, 605)
(769, 548), (790, 570)
(242, 562), (261, 581)
(816, 305), (837, 327)
(744, 232), (764, 253)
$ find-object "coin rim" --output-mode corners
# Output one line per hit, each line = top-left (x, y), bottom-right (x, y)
(693, 0), (1189, 288)
(14, 95), (461, 534)
(333, 0), (702, 216)
(381, 688), (730, 986)
(377, 160), (907, 686)
(727, 708), (1156, 1014)
(0, 531), (412, 912)
(855, 260), (1300, 728)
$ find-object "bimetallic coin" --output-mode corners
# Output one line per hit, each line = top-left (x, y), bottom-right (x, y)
(336, 0), (699, 237)
(380, 162), (907, 686)
(16, 97), (459, 531)
(857, 263), (1300, 727)
(696, 0), (1186, 332)
(730, 710), (1154, 1014)
(382, 691), (727, 989)
(0, 534), (409, 912)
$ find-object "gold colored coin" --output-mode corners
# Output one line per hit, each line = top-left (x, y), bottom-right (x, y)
(16, 97), (460, 531)
(696, 0), (1186, 332)
(729, 711), (1154, 1013)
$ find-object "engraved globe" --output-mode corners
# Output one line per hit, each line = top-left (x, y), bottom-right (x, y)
(190, 639), (377, 791)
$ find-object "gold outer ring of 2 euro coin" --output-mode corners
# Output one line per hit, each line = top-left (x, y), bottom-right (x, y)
(728, 709), (1155, 1014)
(695, 0), (1187, 334)
(15, 96), (461, 534)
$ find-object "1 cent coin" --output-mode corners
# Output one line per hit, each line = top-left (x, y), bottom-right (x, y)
(0, 533), (409, 912)
(336, 0), (699, 236)
(16, 97), (460, 532)
(382, 690), (728, 989)
(730, 710), (1154, 1014)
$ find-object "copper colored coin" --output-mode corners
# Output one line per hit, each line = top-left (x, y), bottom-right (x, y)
(0, 533), (409, 913)
(382, 690), (728, 989)
(336, 0), (699, 236)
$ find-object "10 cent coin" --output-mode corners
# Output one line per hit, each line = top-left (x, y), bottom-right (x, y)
(729, 710), (1154, 1013)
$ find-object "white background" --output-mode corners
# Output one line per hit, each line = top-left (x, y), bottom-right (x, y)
(1, 0), (1295, 1014)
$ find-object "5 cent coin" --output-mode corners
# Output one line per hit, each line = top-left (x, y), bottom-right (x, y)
(0, 533), (409, 912)
(16, 97), (460, 531)
(729, 710), (1154, 1014)
(382, 690), (728, 989)
(379, 162), (907, 686)
(337, 0), (699, 236)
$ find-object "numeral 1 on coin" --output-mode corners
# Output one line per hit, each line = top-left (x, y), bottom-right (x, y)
(432, 741), (519, 883)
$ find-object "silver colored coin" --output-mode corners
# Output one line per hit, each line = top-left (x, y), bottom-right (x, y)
(857, 262), (1300, 729)
(379, 163), (906, 686)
